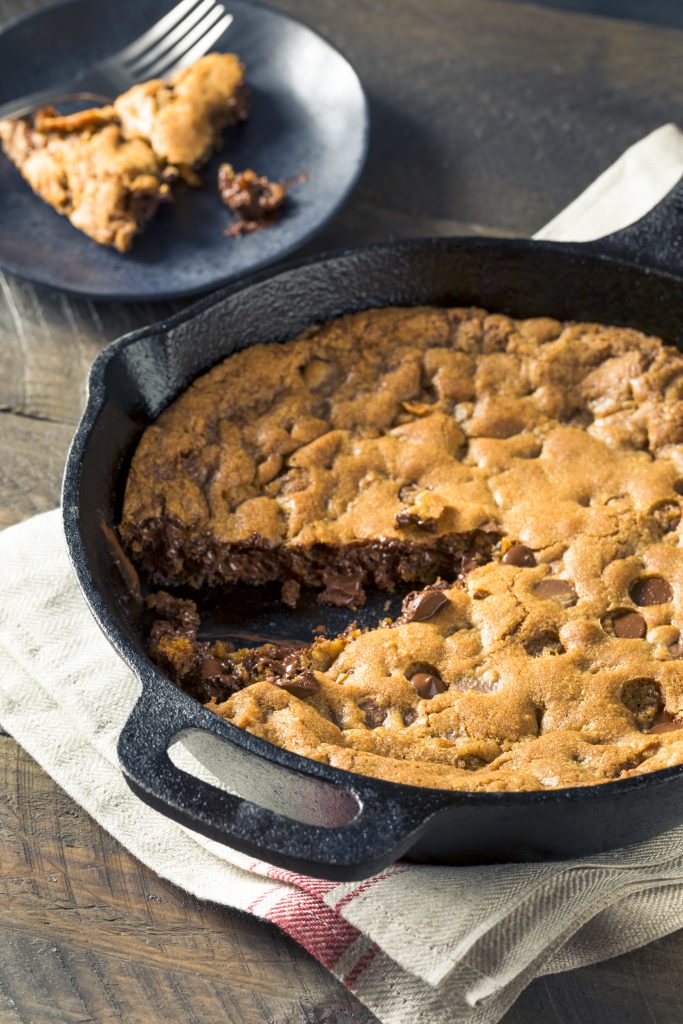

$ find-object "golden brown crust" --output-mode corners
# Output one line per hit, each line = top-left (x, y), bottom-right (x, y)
(114, 53), (248, 168)
(121, 306), (683, 791)
(0, 115), (170, 252)
(31, 105), (117, 134)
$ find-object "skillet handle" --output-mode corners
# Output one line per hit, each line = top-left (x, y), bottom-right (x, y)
(117, 674), (445, 881)
(583, 173), (683, 274)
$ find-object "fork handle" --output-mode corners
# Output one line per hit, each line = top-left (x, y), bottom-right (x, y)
(0, 85), (110, 121)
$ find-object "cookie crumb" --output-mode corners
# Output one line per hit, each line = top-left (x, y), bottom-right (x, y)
(218, 163), (307, 235)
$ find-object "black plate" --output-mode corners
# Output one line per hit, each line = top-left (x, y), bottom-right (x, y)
(0, 0), (368, 300)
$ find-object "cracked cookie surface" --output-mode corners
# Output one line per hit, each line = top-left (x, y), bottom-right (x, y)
(122, 305), (683, 791)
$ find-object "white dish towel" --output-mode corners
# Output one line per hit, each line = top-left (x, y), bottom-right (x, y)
(2, 123), (683, 1024)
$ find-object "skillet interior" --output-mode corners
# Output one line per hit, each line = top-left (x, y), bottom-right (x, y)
(63, 235), (683, 879)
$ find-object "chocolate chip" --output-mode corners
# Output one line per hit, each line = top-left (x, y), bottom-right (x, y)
(460, 554), (483, 575)
(502, 544), (536, 567)
(409, 671), (447, 699)
(194, 651), (244, 702)
(630, 576), (673, 606)
(265, 651), (320, 697)
(401, 588), (450, 622)
(398, 482), (420, 502)
(282, 653), (301, 677)
(199, 655), (223, 679)
(197, 678), (235, 702)
(648, 710), (683, 734)
(275, 670), (319, 698)
(533, 579), (577, 606)
(358, 699), (387, 729)
(669, 637), (683, 658)
(318, 570), (365, 607)
(395, 509), (438, 532)
(612, 611), (647, 639)
(402, 709), (418, 726)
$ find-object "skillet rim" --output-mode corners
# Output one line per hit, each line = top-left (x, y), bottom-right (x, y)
(62, 232), (683, 810)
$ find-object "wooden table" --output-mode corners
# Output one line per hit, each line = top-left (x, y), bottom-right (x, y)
(2, 1), (683, 1021)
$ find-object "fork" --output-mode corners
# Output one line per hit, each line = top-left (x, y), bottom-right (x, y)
(0, 0), (233, 120)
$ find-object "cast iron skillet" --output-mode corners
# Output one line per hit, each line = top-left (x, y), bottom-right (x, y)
(63, 179), (683, 881)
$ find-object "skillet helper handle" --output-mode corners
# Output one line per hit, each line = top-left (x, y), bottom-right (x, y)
(117, 675), (443, 881)
(583, 172), (683, 274)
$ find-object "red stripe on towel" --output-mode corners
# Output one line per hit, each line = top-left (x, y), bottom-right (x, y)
(334, 865), (408, 912)
(344, 943), (380, 988)
(266, 891), (361, 969)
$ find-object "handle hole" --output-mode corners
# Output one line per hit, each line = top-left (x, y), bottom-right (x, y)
(169, 729), (360, 828)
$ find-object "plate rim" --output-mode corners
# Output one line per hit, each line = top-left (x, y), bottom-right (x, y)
(0, 0), (370, 301)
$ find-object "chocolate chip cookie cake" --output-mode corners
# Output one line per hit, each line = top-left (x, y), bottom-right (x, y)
(0, 54), (247, 251)
(119, 305), (683, 792)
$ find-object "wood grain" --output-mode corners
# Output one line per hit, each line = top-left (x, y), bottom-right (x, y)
(502, 0), (683, 30)
(0, 275), (179, 423)
(0, 738), (375, 1024)
(0, 412), (74, 528)
(281, 0), (683, 241)
(2, 1), (683, 1022)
